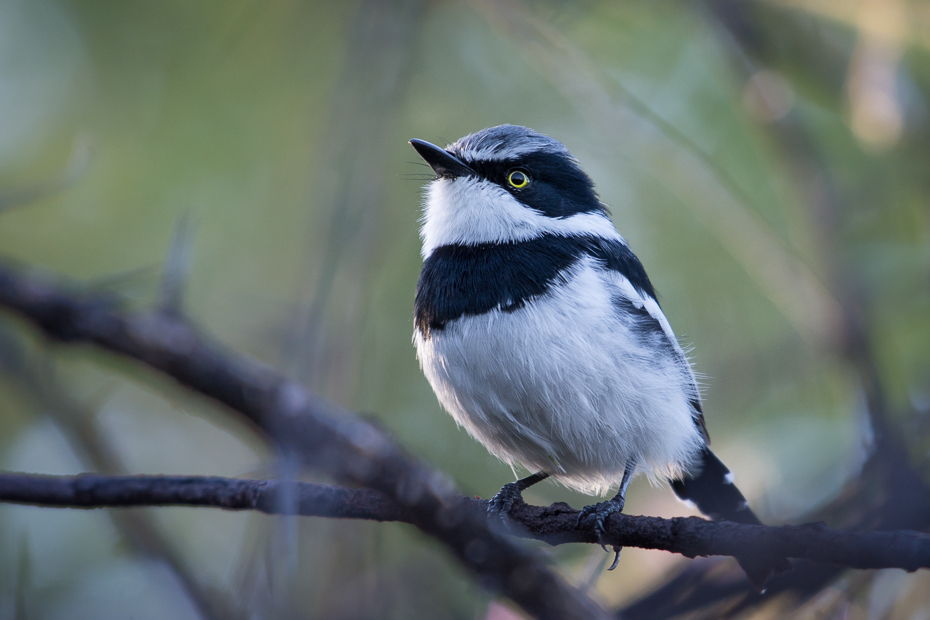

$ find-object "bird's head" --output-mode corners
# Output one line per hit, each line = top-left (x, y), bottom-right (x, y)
(409, 125), (617, 257)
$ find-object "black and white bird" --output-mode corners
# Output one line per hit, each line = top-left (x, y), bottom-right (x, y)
(409, 124), (789, 587)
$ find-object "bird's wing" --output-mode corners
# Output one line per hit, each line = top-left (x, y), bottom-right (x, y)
(588, 237), (710, 444)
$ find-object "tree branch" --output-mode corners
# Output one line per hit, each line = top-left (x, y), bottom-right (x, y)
(0, 473), (412, 521)
(0, 262), (606, 620)
(2, 472), (929, 573)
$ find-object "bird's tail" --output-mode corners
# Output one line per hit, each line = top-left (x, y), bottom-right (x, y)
(670, 447), (791, 589)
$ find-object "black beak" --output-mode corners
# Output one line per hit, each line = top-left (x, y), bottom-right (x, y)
(409, 139), (476, 179)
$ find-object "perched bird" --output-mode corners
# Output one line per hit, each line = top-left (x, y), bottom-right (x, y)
(409, 124), (789, 587)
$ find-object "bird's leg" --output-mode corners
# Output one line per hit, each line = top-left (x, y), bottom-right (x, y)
(578, 459), (637, 571)
(488, 472), (549, 521)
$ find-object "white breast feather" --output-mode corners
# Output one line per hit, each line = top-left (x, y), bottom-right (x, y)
(415, 257), (705, 496)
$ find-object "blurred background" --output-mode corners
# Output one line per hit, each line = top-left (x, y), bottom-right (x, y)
(0, 0), (928, 618)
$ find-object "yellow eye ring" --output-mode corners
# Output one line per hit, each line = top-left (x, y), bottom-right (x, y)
(507, 170), (530, 189)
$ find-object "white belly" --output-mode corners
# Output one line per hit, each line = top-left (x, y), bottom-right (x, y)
(414, 259), (704, 496)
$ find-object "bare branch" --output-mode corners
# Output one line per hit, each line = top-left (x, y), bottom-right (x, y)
(2, 472), (929, 574)
(0, 473), (411, 521)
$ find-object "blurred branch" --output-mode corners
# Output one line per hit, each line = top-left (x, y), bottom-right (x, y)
(285, 0), (425, 392)
(0, 261), (606, 620)
(702, 0), (894, 442)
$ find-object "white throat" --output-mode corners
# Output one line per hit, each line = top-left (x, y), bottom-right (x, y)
(419, 177), (623, 258)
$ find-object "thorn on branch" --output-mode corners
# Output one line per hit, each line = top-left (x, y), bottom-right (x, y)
(159, 210), (197, 316)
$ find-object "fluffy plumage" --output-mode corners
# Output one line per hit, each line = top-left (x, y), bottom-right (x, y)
(416, 255), (702, 494)
(414, 125), (703, 492)
(410, 125), (788, 587)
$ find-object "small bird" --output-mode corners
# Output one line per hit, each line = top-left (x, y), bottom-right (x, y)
(409, 124), (789, 588)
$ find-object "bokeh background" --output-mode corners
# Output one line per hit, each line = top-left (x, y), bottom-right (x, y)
(0, 0), (929, 618)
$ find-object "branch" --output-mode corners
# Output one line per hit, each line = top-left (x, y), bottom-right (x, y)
(0, 262), (606, 620)
(2, 472), (929, 573)
(0, 473), (413, 521)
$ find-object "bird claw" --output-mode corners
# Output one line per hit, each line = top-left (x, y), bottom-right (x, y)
(577, 498), (626, 570)
(607, 546), (622, 571)
(487, 481), (524, 523)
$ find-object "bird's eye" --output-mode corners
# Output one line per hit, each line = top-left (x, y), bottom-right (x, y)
(507, 170), (530, 189)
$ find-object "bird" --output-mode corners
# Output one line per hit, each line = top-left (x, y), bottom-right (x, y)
(408, 124), (790, 588)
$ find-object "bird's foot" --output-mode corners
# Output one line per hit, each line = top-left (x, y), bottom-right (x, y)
(487, 481), (525, 523)
(577, 497), (626, 571)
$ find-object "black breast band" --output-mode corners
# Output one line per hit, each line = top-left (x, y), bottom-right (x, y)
(415, 234), (656, 337)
